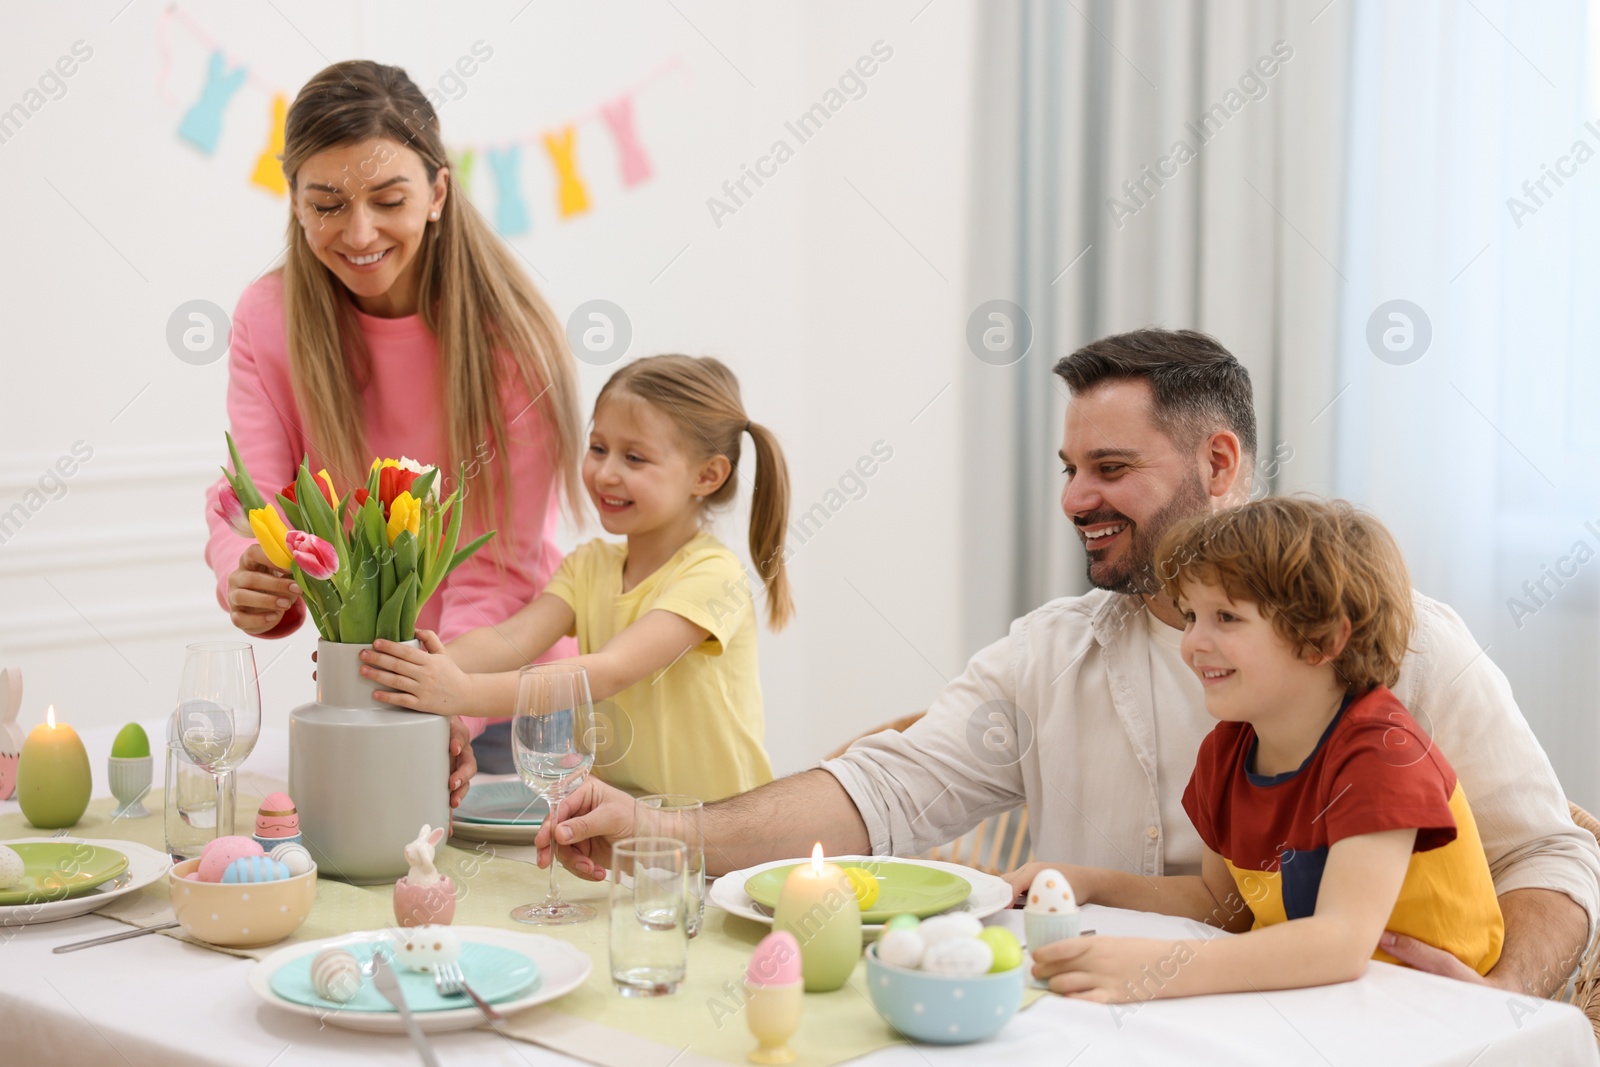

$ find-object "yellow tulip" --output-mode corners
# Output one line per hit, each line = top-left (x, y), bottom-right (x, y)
(249, 506), (294, 570)
(316, 468), (337, 502)
(386, 491), (420, 545)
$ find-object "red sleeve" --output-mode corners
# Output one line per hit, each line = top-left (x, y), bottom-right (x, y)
(1182, 727), (1228, 853)
(1321, 712), (1459, 853)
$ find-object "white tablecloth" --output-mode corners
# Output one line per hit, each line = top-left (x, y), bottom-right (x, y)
(3, 725), (1596, 1067)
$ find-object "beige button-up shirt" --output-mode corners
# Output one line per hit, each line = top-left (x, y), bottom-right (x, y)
(821, 589), (1600, 927)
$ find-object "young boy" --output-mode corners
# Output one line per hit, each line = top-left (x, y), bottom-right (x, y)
(1020, 497), (1504, 1002)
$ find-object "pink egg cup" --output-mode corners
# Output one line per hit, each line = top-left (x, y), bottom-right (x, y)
(393, 875), (457, 927)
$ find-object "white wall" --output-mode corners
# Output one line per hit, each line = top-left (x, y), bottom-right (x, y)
(0, 1), (978, 776)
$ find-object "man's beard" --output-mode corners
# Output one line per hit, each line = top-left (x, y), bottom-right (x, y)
(1080, 471), (1210, 596)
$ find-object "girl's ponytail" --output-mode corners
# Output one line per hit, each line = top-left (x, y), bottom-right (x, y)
(744, 420), (793, 630)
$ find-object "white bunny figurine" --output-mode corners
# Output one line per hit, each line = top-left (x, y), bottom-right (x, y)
(0, 667), (22, 802)
(402, 824), (447, 887)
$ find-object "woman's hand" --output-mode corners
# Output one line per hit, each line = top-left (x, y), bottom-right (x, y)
(227, 544), (301, 634)
(448, 717), (476, 808)
(361, 631), (479, 715)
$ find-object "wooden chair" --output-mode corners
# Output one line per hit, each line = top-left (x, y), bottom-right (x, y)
(825, 712), (1033, 877)
(1559, 802), (1600, 1043)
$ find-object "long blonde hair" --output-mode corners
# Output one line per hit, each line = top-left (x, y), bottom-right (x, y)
(599, 356), (794, 630)
(277, 60), (583, 531)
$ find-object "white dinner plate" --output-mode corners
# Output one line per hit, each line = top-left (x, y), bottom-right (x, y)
(248, 925), (592, 1033)
(0, 837), (171, 926)
(709, 855), (1013, 935)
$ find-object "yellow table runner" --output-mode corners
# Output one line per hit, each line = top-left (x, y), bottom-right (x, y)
(2, 795), (1043, 1067)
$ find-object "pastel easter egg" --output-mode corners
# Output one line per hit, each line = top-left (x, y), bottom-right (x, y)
(110, 723), (150, 759)
(221, 855), (291, 883)
(921, 936), (994, 976)
(198, 835), (264, 883)
(917, 912), (984, 946)
(0, 844), (23, 889)
(841, 866), (880, 910)
(392, 925), (461, 972)
(978, 926), (1023, 972)
(883, 913), (920, 933)
(876, 928), (926, 970)
(746, 930), (801, 987)
(311, 947), (362, 1003)
(269, 841), (314, 877)
(255, 792), (300, 839)
(1024, 868), (1077, 914)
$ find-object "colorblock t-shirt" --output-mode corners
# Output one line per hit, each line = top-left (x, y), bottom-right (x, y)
(542, 532), (773, 800)
(1182, 685), (1505, 975)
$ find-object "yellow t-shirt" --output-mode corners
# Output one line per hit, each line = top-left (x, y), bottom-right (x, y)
(542, 532), (773, 801)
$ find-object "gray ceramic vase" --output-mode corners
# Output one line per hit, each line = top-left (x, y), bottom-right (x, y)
(288, 640), (449, 884)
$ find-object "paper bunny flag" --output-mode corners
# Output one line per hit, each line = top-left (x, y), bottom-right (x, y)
(0, 667), (22, 801)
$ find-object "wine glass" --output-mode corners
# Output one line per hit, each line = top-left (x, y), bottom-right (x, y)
(511, 663), (597, 925)
(173, 641), (261, 839)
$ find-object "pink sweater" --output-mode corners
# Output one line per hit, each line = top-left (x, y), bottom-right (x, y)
(203, 273), (577, 729)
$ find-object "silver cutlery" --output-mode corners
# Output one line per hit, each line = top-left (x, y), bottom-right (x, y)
(432, 960), (504, 1023)
(372, 946), (440, 1067)
(53, 921), (181, 953)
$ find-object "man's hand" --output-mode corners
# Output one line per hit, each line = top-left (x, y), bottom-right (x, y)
(1032, 936), (1179, 1002)
(448, 717), (476, 808)
(1003, 861), (1101, 908)
(227, 544), (300, 634)
(1383, 888), (1590, 996)
(361, 632), (477, 715)
(1379, 931), (1488, 986)
(533, 777), (637, 881)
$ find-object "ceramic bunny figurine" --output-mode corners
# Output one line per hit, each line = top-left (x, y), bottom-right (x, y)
(0, 668), (22, 802)
(393, 823), (455, 927)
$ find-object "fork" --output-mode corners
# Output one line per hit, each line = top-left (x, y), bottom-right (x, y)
(432, 960), (504, 1023)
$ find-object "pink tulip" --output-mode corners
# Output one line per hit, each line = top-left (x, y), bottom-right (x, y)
(284, 530), (339, 580)
(214, 485), (252, 537)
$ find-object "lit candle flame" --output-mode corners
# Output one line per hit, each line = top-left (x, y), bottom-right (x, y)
(46, 704), (56, 729)
(810, 842), (824, 875)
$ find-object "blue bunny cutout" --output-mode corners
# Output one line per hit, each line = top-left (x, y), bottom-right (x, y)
(179, 50), (248, 156)
(488, 145), (531, 236)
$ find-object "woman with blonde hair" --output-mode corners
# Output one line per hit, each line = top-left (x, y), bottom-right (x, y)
(203, 60), (583, 800)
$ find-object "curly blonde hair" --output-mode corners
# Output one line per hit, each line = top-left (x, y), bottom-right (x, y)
(1155, 497), (1413, 691)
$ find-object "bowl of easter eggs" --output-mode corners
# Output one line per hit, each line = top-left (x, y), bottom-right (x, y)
(865, 912), (1025, 1045)
(168, 834), (318, 948)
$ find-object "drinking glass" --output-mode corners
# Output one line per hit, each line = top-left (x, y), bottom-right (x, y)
(172, 641), (260, 839)
(609, 836), (689, 996)
(511, 663), (597, 925)
(163, 734), (234, 862)
(634, 795), (705, 937)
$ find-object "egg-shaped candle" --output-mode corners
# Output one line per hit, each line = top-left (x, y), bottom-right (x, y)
(769, 844), (862, 992)
(15, 706), (91, 829)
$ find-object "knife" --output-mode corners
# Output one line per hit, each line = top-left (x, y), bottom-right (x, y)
(371, 946), (441, 1067)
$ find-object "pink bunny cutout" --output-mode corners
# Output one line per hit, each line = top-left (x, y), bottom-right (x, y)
(0, 668), (22, 802)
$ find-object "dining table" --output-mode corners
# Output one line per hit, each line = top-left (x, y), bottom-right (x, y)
(2, 720), (1596, 1067)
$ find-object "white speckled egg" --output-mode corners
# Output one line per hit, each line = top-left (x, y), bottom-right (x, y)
(877, 928), (926, 969)
(921, 936), (994, 976)
(269, 841), (314, 877)
(917, 913), (984, 946)
(1024, 868), (1078, 914)
(310, 947), (362, 1003)
(392, 925), (461, 972)
(0, 845), (24, 889)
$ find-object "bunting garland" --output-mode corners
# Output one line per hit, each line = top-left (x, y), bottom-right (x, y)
(156, 2), (676, 231)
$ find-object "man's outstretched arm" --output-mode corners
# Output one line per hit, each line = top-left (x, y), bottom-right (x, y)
(1383, 887), (1589, 997)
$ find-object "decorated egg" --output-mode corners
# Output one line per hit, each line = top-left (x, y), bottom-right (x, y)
(198, 835), (264, 883)
(0, 844), (23, 889)
(254, 792), (301, 849)
(841, 866), (880, 910)
(110, 723), (150, 759)
(221, 855), (291, 883)
(978, 926), (1023, 972)
(876, 928), (926, 969)
(917, 912), (984, 946)
(883, 913), (920, 933)
(391, 925), (461, 972)
(921, 936), (994, 976)
(269, 841), (314, 877)
(746, 930), (801, 987)
(1024, 868), (1077, 914)
(311, 947), (362, 1003)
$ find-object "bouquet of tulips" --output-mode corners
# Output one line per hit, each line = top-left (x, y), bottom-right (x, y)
(214, 434), (494, 644)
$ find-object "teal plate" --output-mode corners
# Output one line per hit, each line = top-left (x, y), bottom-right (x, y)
(452, 781), (548, 825)
(270, 940), (539, 1013)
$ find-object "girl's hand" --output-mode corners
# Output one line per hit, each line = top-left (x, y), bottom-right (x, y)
(227, 544), (301, 634)
(1032, 936), (1183, 1002)
(1003, 861), (1099, 909)
(362, 631), (478, 715)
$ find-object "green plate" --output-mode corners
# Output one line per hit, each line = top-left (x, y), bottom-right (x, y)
(0, 843), (130, 906)
(743, 860), (972, 924)
(452, 781), (548, 825)
(270, 940), (539, 1012)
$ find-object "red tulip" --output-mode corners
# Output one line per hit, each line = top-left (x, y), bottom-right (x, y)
(377, 466), (419, 515)
(281, 469), (338, 507)
(284, 530), (339, 580)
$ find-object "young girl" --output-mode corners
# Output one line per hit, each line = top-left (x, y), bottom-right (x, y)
(357, 355), (793, 801)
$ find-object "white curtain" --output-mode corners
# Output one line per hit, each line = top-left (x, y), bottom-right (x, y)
(1334, 0), (1600, 806)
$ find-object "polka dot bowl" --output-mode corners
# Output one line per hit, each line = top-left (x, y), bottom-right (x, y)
(865, 941), (1024, 1045)
(168, 857), (317, 948)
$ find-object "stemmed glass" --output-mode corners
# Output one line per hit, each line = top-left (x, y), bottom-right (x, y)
(511, 663), (597, 925)
(172, 641), (261, 839)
